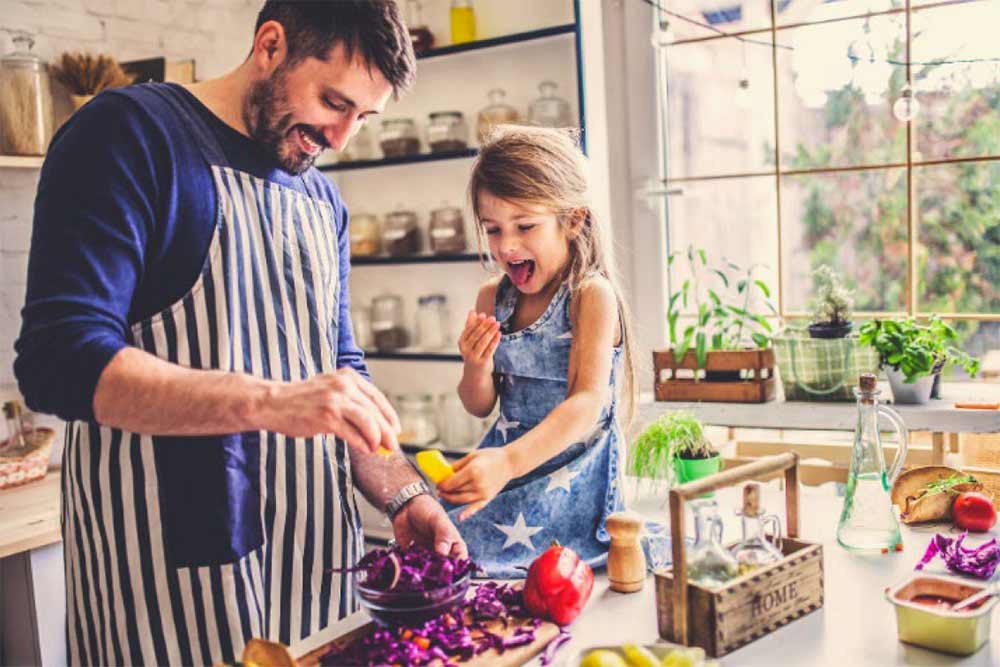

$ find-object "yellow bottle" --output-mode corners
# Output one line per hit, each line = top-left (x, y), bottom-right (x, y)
(450, 0), (476, 44)
(415, 450), (455, 484)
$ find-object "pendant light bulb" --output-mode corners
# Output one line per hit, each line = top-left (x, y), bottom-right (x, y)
(892, 83), (920, 122)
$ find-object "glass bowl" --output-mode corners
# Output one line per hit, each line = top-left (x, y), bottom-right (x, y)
(356, 571), (471, 627)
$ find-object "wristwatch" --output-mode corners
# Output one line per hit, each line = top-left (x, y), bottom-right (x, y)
(384, 480), (431, 521)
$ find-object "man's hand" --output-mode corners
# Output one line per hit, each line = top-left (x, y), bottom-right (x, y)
(256, 367), (400, 454)
(392, 494), (467, 559)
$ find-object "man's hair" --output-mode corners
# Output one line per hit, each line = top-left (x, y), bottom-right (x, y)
(254, 0), (416, 96)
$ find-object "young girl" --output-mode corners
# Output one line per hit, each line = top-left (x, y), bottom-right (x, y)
(437, 125), (636, 577)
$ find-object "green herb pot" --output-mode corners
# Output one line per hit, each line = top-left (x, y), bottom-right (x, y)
(886, 367), (936, 405)
(673, 453), (722, 497)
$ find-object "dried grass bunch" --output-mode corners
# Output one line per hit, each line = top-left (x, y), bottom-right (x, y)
(49, 52), (134, 96)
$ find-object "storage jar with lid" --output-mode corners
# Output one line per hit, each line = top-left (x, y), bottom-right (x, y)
(379, 118), (421, 157)
(398, 393), (439, 446)
(350, 305), (374, 350)
(476, 88), (520, 142)
(415, 294), (451, 351)
(383, 208), (421, 256)
(0, 32), (54, 156)
(528, 80), (574, 128)
(429, 204), (467, 254)
(349, 213), (381, 257)
(341, 122), (375, 162)
(371, 294), (410, 351)
(438, 394), (478, 450)
(426, 111), (468, 153)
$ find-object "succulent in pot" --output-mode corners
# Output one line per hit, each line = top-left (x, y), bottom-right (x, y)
(807, 265), (854, 339)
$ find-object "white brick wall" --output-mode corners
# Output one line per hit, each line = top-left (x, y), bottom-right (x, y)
(0, 0), (262, 393)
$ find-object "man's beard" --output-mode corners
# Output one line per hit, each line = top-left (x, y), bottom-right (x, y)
(243, 68), (327, 175)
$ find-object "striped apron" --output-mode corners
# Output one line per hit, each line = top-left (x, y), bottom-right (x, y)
(61, 86), (362, 666)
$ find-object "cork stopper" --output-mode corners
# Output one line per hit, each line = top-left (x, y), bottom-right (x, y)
(859, 373), (877, 392)
(742, 483), (761, 517)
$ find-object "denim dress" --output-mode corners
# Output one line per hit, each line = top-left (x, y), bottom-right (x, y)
(445, 277), (625, 578)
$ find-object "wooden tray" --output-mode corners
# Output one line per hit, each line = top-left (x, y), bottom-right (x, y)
(653, 349), (776, 403)
(654, 453), (825, 657)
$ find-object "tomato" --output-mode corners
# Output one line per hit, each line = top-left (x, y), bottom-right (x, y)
(953, 492), (997, 533)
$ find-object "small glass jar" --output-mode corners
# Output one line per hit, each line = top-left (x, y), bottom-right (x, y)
(476, 88), (520, 142)
(349, 213), (381, 257)
(398, 393), (439, 446)
(406, 0), (435, 55)
(686, 499), (739, 589)
(350, 305), (374, 350)
(415, 294), (451, 351)
(0, 33), (54, 156)
(426, 111), (469, 153)
(383, 208), (421, 257)
(438, 394), (477, 450)
(528, 80), (574, 128)
(371, 293), (410, 351)
(379, 118), (421, 158)
(429, 204), (467, 255)
(341, 123), (375, 162)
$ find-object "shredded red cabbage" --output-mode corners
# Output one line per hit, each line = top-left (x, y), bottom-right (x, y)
(342, 546), (475, 593)
(540, 629), (572, 666)
(915, 532), (1000, 579)
(322, 582), (564, 667)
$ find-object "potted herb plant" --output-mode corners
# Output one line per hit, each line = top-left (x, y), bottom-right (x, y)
(655, 246), (778, 402)
(859, 316), (980, 404)
(627, 411), (721, 493)
(808, 265), (854, 339)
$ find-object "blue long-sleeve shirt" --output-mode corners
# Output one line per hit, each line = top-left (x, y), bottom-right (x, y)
(14, 83), (367, 422)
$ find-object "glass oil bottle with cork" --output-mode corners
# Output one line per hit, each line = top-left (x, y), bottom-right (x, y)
(729, 482), (783, 575)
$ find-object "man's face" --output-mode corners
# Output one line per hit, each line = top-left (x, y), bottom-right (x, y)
(245, 43), (393, 174)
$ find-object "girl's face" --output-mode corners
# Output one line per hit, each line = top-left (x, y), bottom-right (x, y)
(478, 190), (571, 295)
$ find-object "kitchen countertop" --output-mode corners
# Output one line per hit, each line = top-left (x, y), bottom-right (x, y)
(0, 470), (61, 559)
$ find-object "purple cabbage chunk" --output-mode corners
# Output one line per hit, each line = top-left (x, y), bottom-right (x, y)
(345, 545), (476, 593)
(915, 532), (1000, 580)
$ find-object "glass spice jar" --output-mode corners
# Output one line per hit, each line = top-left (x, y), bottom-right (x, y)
(528, 80), (574, 128)
(341, 122), (375, 162)
(438, 393), (477, 451)
(379, 118), (421, 158)
(429, 204), (467, 254)
(476, 88), (520, 142)
(415, 294), (451, 351)
(398, 393), (439, 446)
(350, 305), (374, 351)
(406, 0), (435, 55)
(371, 293), (410, 351)
(0, 33), (54, 156)
(349, 213), (381, 257)
(383, 208), (421, 257)
(426, 111), (469, 153)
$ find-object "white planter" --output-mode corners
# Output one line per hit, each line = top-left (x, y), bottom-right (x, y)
(885, 367), (936, 405)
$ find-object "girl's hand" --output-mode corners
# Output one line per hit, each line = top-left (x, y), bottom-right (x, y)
(437, 447), (516, 521)
(458, 310), (501, 374)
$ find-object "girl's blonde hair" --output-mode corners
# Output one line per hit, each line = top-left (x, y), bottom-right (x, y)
(468, 124), (638, 427)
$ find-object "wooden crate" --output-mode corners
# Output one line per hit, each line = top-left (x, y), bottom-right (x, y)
(654, 453), (825, 658)
(652, 349), (776, 403)
(961, 433), (1000, 468)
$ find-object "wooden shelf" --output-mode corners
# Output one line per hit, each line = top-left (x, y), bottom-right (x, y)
(418, 23), (577, 60)
(318, 147), (477, 173)
(364, 350), (462, 362)
(0, 155), (44, 169)
(352, 252), (486, 266)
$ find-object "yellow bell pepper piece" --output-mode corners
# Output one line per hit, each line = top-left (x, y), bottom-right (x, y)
(415, 450), (454, 484)
(580, 649), (628, 667)
(622, 644), (660, 667)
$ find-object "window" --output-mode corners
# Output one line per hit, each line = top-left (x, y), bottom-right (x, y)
(658, 0), (999, 377)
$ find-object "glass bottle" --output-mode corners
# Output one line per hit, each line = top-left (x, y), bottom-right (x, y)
(729, 483), (783, 575)
(476, 88), (520, 142)
(371, 293), (410, 351)
(450, 0), (477, 45)
(398, 393), (439, 446)
(415, 294), (450, 351)
(406, 0), (435, 55)
(0, 32), (54, 156)
(686, 499), (738, 588)
(528, 80), (574, 128)
(837, 373), (909, 552)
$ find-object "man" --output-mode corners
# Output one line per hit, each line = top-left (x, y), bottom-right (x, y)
(14, 2), (464, 665)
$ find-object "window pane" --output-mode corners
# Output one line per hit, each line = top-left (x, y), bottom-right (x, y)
(781, 168), (909, 313)
(665, 0), (772, 42)
(912, 2), (1000, 161)
(776, 0), (902, 27)
(667, 176), (779, 317)
(665, 36), (776, 179)
(916, 161), (1000, 315)
(777, 14), (907, 170)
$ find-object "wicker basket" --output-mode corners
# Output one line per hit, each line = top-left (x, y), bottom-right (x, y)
(773, 329), (879, 401)
(0, 427), (55, 490)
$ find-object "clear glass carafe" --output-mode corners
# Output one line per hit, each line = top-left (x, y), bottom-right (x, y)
(528, 80), (573, 128)
(730, 483), (783, 574)
(837, 373), (909, 552)
(686, 499), (738, 588)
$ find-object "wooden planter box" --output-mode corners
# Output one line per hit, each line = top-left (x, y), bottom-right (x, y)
(652, 348), (776, 403)
(654, 453), (825, 658)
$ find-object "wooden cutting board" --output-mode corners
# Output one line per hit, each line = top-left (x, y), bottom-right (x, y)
(297, 615), (561, 667)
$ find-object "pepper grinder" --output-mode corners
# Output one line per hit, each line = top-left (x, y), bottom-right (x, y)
(606, 511), (645, 593)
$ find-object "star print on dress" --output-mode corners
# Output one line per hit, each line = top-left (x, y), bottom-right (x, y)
(556, 330), (573, 339)
(545, 466), (580, 494)
(495, 411), (521, 441)
(494, 512), (544, 551)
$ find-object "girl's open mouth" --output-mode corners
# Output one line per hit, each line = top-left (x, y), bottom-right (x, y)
(509, 259), (535, 287)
